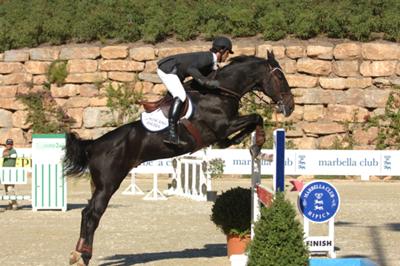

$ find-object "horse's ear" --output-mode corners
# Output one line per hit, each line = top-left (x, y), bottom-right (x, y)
(267, 50), (275, 60)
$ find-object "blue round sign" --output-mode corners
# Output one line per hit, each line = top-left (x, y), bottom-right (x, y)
(298, 181), (340, 223)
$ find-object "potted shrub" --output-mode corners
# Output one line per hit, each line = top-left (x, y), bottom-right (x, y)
(247, 192), (309, 265)
(210, 186), (251, 256)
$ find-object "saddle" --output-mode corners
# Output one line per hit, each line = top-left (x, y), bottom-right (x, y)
(138, 94), (204, 150)
(138, 94), (189, 119)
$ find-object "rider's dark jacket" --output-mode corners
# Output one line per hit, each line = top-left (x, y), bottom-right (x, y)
(157, 52), (215, 82)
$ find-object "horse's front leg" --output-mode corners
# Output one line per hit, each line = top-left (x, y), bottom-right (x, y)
(217, 113), (265, 154)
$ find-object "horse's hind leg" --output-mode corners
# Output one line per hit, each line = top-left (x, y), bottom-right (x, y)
(70, 170), (126, 265)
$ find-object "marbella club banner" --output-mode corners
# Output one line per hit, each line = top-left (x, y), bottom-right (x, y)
(3, 147), (398, 178)
(133, 149), (400, 178)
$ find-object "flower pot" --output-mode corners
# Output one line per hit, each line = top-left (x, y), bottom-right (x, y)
(227, 234), (251, 257)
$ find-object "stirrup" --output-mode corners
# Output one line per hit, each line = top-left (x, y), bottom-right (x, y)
(164, 134), (187, 146)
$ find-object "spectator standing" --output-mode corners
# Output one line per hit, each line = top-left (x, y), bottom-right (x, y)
(2, 138), (18, 210)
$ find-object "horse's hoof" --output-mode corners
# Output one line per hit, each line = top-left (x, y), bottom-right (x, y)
(76, 257), (88, 266)
(69, 251), (82, 265)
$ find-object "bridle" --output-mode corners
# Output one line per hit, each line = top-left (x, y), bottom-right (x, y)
(250, 65), (290, 107)
(212, 62), (290, 106)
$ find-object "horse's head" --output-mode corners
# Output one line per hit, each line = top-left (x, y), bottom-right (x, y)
(261, 51), (294, 117)
(219, 54), (294, 117)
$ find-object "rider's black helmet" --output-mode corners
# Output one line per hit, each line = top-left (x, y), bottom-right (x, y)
(212, 36), (234, 54)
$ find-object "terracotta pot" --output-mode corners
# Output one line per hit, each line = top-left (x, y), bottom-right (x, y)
(226, 234), (251, 257)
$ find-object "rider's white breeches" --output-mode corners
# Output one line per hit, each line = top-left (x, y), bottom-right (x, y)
(157, 69), (186, 101)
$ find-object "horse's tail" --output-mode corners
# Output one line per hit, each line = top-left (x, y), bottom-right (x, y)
(64, 133), (93, 176)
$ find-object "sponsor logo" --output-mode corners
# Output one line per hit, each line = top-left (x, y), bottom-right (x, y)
(298, 181), (340, 223)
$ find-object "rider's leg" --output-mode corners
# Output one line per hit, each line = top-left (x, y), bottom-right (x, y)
(165, 97), (185, 145)
(157, 69), (187, 145)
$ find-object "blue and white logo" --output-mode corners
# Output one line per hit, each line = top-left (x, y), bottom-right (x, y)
(298, 181), (340, 223)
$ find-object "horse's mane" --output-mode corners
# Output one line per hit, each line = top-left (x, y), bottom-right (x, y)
(218, 55), (282, 76)
(227, 55), (268, 65)
(216, 56), (269, 77)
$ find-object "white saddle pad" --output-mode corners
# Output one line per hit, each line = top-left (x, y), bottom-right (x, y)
(141, 99), (193, 132)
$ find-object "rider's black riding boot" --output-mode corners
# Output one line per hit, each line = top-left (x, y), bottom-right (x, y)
(164, 97), (186, 146)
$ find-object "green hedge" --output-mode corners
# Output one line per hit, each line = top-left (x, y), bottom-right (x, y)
(1, 0), (399, 52)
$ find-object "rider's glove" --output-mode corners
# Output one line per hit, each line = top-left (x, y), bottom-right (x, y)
(199, 79), (220, 89)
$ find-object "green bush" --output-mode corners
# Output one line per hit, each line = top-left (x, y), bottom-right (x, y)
(47, 60), (68, 86)
(0, 0), (399, 52)
(258, 11), (288, 41)
(292, 11), (320, 39)
(207, 158), (225, 178)
(172, 1), (199, 41)
(210, 187), (251, 237)
(378, 0), (400, 41)
(105, 82), (143, 126)
(224, 5), (258, 37)
(248, 193), (309, 266)
(196, 1), (226, 39)
(140, 1), (172, 43)
(17, 90), (74, 133)
(364, 86), (400, 149)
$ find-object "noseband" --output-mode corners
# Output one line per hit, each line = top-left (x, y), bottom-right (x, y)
(265, 66), (291, 103)
(244, 64), (292, 114)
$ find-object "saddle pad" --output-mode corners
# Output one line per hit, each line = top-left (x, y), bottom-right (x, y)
(141, 99), (193, 132)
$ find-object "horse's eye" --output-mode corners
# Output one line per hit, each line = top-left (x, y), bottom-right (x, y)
(276, 72), (283, 80)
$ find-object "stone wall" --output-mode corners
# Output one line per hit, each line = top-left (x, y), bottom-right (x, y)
(0, 40), (399, 148)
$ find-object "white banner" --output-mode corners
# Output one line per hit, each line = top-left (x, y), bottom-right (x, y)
(131, 149), (400, 177)
(286, 150), (397, 176)
(4, 146), (399, 178)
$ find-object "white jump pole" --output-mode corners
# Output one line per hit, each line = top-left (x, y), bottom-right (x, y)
(251, 128), (286, 238)
(251, 131), (261, 239)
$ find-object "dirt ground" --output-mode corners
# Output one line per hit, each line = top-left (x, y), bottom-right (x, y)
(0, 176), (399, 266)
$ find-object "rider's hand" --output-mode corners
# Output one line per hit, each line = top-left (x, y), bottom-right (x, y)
(203, 79), (220, 89)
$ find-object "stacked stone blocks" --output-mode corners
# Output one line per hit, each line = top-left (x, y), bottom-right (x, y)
(0, 40), (399, 148)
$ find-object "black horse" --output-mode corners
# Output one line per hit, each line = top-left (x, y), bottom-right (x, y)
(66, 51), (294, 266)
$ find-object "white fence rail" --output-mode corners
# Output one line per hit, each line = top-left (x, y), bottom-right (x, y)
(0, 167), (30, 185)
(0, 135), (67, 212)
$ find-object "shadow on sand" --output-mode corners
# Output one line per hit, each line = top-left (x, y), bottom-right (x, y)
(99, 243), (226, 266)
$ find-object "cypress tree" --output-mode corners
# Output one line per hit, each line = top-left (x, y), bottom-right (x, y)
(248, 192), (309, 266)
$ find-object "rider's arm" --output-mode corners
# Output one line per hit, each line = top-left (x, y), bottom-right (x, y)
(186, 66), (208, 83)
(187, 66), (220, 89)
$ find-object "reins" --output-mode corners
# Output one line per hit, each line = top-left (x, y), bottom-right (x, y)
(210, 67), (242, 101)
(216, 85), (242, 101)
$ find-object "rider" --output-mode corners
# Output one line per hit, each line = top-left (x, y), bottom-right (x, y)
(157, 36), (234, 146)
